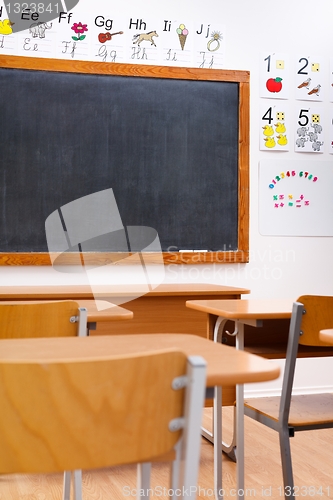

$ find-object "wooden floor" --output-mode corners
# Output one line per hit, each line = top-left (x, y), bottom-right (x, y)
(1, 407), (333, 499)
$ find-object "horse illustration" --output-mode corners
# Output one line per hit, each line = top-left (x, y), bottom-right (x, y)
(132, 31), (158, 47)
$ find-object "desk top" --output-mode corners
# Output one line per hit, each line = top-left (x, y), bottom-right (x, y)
(319, 329), (333, 344)
(186, 299), (294, 320)
(0, 334), (279, 386)
(76, 300), (133, 322)
(0, 283), (250, 300)
(0, 300), (133, 322)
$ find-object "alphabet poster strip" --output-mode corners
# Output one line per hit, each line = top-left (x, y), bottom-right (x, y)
(92, 15), (127, 64)
(328, 105), (333, 154)
(329, 58), (333, 102)
(17, 21), (55, 58)
(0, 30), (17, 55)
(0, 2), (226, 69)
(259, 160), (333, 236)
(127, 18), (162, 65)
(193, 23), (224, 69)
(56, 11), (90, 60)
(159, 20), (193, 67)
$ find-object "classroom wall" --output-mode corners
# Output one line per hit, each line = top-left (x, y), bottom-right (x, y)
(1, 0), (333, 395)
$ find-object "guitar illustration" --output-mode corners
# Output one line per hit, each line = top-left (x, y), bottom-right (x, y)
(98, 31), (123, 43)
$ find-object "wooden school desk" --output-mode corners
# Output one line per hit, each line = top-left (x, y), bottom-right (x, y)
(0, 284), (249, 337)
(320, 329), (333, 344)
(186, 297), (333, 361)
(0, 334), (279, 500)
(186, 299), (294, 462)
(186, 298), (293, 346)
(186, 298), (293, 403)
(1, 300), (134, 334)
(186, 298), (333, 462)
(75, 300), (133, 332)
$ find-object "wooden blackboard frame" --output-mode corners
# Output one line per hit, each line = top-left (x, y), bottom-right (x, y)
(0, 55), (249, 266)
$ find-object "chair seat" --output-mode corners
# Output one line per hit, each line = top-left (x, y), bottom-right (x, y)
(245, 393), (333, 427)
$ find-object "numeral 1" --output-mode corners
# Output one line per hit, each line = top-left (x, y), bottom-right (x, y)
(264, 54), (271, 72)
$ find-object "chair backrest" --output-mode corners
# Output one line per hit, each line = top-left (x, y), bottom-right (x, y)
(0, 301), (87, 338)
(0, 348), (206, 477)
(279, 296), (333, 423)
(297, 295), (333, 346)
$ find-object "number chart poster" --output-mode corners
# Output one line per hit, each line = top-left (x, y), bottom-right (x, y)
(259, 52), (333, 154)
(294, 104), (324, 153)
(259, 160), (333, 236)
(260, 52), (290, 100)
(260, 100), (290, 151)
(295, 55), (326, 102)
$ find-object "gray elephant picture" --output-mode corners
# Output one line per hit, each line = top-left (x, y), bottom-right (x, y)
(29, 22), (52, 39)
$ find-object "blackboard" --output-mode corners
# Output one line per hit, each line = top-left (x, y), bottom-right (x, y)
(0, 56), (249, 265)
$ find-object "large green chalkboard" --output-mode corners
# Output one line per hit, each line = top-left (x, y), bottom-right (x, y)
(0, 56), (249, 265)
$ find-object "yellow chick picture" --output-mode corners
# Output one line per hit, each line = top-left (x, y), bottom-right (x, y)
(277, 134), (288, 146)
(275, 122), (286, 134)
(0, 19), (14, 35)
(262, 125), (274, 136)
(264, 136), (276, 148)
(260, 103), (289, 151)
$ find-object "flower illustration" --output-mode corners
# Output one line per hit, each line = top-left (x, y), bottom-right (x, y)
(71, 22), (88, 41)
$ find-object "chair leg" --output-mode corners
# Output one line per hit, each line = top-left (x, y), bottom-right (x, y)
(213, 386), (223, 500)
(279, 427), (295, 500)
(137, 462), (152, 499)
(63, 471), (71, 500)
(73, 470), (83, 500)
(170, 440), (181, 497)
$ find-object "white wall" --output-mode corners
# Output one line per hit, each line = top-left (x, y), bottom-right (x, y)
(1, 0), (333, 394)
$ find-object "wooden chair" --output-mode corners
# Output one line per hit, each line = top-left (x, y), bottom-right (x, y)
(244, 296), (333, 500)
(0, 300), (87, 339)
(0, 348), (206, 500)
(0, 300), (88, 500)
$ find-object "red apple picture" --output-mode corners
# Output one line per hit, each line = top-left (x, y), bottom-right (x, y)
(266, 77), (283, 93)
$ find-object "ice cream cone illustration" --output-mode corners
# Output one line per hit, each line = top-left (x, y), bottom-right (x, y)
(176, 24), (188, 50)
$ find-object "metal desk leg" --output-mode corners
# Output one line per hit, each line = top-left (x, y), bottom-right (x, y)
(201, 317), (237, 461)
(201, 397), (237, 462)
(217, 317), (238, 461)
(236, 383), (244, 500)
(236, 324), (245, 500)
(214, 385), (223, 500)
(202, 317), (246, 500)
(220, 406), (237, 461)
(201, 317), (226, 453)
